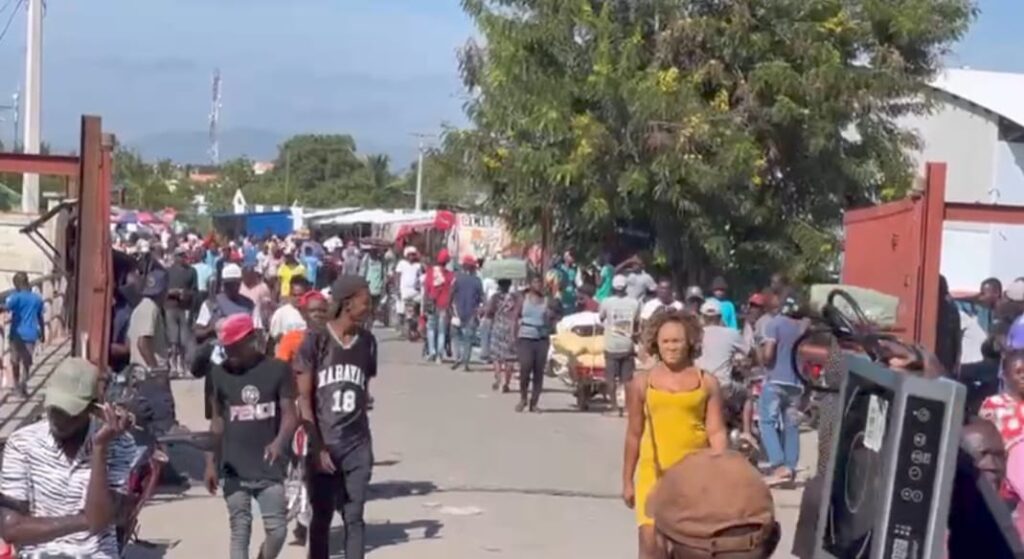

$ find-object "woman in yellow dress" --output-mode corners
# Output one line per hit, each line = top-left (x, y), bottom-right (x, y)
(622, 309), (729, 558)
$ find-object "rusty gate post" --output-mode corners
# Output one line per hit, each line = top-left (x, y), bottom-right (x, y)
(917, 162), (947, 351)
(72, 116), (112, 366)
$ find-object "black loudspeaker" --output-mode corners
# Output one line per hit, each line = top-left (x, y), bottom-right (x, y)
(815, 357), (965, 559)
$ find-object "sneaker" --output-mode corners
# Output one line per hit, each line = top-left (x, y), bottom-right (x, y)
(515, 401), (527, 413)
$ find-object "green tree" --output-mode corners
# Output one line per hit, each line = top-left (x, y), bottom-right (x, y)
(455, 0), (975, 285)
(114, 147), (193, 210)
(395, 141), (485, 210)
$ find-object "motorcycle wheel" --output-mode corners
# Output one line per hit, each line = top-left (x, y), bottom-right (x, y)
(575, 384), (590, 412)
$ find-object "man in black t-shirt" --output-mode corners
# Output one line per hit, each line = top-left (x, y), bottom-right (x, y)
(295, 275), (376, 559)
(205, 314), (297, 559)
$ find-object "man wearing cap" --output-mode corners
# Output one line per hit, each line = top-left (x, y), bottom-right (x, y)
(640, 279), (684, 322)
(451, 255), (485, 371)
(166, 247), (198, 376)
(709, 276), (739, 330)
(621, 257), (657, 302)
(424, 249), (454, 363)
(205, 314), (297, 559)
(128, 268), (170, 369)
(195, 263), (261, 338)
(601, 275), (642, 396)
(697, 299), (750, 389)
(1, 358), (135, 558)
(682, 285), (705, 315)
(646, 449), (779, 559)
(295, 276), (377, 559)
(395, 246), (423, 340)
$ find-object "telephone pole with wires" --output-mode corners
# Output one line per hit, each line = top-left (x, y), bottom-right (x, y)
(21, 0), (42, 213)
(411, 132), (437, 212)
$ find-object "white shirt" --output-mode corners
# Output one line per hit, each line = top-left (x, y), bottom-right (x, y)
(269, 303), (306, 338)
(0, 420), (135, 558)
(396, 259), (422, 300)
(323, 236), (343, 253)
(195, 299), (265, 330)
(640, 298), (683, 320)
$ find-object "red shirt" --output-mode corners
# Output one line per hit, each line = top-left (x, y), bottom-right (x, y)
(425, 265), (454, 309)
(980, 393), (1024, 449)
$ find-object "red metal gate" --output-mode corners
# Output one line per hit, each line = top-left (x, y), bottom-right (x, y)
(843, 162), (1024, 351)
(0, 115), (113, 367)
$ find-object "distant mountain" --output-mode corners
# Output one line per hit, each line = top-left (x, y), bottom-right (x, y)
(124, 128), (285, 164)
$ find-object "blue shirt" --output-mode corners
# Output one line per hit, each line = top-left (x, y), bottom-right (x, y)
(715, 297), (739, 330)
(5, 290), (43, 343)
(302, 256), (321, 286)
(193, 262), (214, 292)
(762, 314), (804, 386)
(451, 272), (484, 321)
(243, 246), (258, 268)
(204, 250), (220, 270)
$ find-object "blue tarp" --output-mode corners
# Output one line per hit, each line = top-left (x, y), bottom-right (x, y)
(212, 210), (292, 238)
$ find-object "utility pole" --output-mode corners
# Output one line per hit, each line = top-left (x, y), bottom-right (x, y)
(411, 132), (436, 212)
(21, 0), (43, 213)
(415, 141), (424, 212)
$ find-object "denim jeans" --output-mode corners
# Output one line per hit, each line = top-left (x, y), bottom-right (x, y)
(453, 316), (479, 368)
(426, 309), (448, 360)
(223, 478), (288, 559)
(759, 382), (802, 471)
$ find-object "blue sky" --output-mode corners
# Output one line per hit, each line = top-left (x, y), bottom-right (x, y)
(0, 0), (1018, 164)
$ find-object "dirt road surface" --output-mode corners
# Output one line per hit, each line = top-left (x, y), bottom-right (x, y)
(132, 331), (814, 558)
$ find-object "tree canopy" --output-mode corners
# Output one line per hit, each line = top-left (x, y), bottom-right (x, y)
(452, 0), (976, 285)
(113, 133), (481, 216)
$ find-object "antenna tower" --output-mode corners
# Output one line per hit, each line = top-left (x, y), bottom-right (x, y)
(208, 68), (222, 165)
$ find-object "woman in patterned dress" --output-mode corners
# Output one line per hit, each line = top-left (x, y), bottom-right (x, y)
(487, 279), (519, 392)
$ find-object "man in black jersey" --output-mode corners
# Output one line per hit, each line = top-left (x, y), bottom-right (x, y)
(295, 275), (376, 559)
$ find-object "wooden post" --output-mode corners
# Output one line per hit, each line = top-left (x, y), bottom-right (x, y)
(917, 162), (947, 351)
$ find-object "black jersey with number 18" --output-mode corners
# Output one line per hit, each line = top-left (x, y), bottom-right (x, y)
(296, 326), (377, 453)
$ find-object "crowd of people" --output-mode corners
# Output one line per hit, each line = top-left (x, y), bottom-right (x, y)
(4, 223), (1024, 558)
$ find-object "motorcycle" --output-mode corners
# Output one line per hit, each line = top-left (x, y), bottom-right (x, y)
(105, 365), (212, 556)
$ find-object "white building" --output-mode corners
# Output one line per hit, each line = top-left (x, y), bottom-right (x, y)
(900, 68), (1024, 292)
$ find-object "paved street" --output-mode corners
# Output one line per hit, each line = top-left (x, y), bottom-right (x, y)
(131, 331), (815, 558)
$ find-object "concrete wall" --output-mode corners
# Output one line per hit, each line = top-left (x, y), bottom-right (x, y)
(0, 212), (58, 291)
(941, 221), (1024, 293)
(901, 96), (999, 203)
(993, 141), (1024, 205)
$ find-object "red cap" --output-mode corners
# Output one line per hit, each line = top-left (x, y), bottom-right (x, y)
(217, 314), (255, 346)
(437, 249), (450, 265)
(748, 293), (767, 306)
(462, 254), (477, 267)
(299, 290), (327, 308)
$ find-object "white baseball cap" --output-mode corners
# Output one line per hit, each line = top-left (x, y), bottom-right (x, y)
(612, 274), (628, 290)
(221, 263), (243, 280)
(700, 299), (722, 316)
(1006, 279), (1024, 303)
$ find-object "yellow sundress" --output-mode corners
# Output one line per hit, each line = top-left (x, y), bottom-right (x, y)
(634, 370), (710, 526)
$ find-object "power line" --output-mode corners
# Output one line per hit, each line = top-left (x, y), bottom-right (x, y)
(0, 0), (24, 47)
(0, 0), (17, 18)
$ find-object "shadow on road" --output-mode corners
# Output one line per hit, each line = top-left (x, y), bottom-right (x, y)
(328, 519), (443, 558)
(369, 480), (439, 501)
(125, 538), (177, 558)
